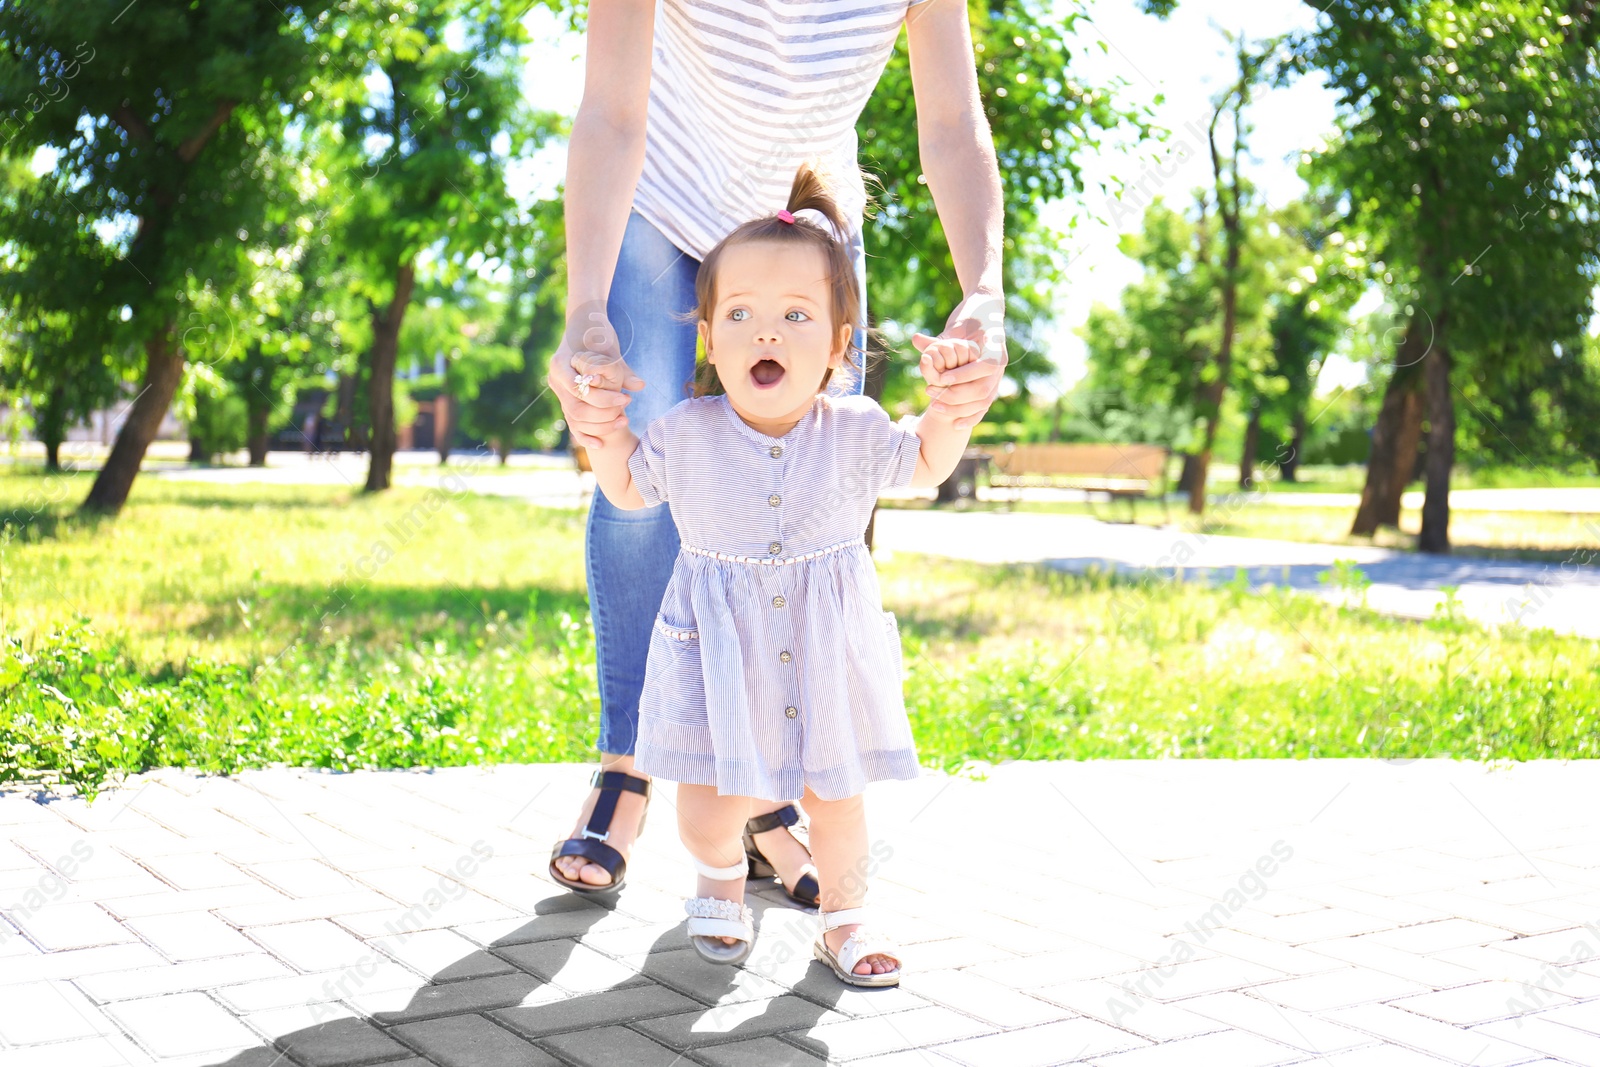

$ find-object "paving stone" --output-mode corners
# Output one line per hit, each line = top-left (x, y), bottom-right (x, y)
(100, 884), (288, 920)
(490, 983), (701, 1038)
(1325, 1002), (1538, 1066)
(692, 1034), (828, 1066)
(0, 1034), (155, 1067)
(246, 918), (378, 972)
(122, 910), (258, 961)
(0, 943), (166, 986)
(369, 972), (551, 1024)
(789, 1004), (996, 1061)
(133, 852), (253, 890)
(1250, 967), (1432, 1012)
(1089, 1029), (1304, 1066)
(1472, 1015), (1600, 1064)
(251, 1009), (414, 1067)
(213, 963), (421, 1013)
(1359, 918), (1519, 955)
(494, 937), (651, 993)
(217, 890), (404, 927)
(388, 1012), (560, 1066)
(539, 1024), (687, 1067)
(898, 935), (1019, 971)
(102, 990), (260, 1058)
(1388, 980), (1567, 1025)
(929, 1015), (1146, 1066)
(1102, 956), (1290, 1001)
(1179, 990), (1367, 1053)
(1033, 980), (1223, 1042)
(965, 943), (1149, 988)
(1299, 1046), (1499, 1067)
(632, 995), (849, 1050)
(0, 978), (117, 1045)
(628, 945), (791, 1005)
(75, 953), (293, 1002)
(898, 969), (1070, 1028)
(0, 901), (134, 951)
(1302, 932), (1487, 987)
(368, 927), (518, 982)
(1532, 997), (1600, 1035)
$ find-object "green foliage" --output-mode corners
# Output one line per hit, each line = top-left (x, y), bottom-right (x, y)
(857, 0), (1153, 411)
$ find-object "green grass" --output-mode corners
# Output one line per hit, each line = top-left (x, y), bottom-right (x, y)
(3, 469), (1597, 799)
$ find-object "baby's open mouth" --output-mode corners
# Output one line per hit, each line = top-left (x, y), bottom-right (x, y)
(751, 359), (786, 387)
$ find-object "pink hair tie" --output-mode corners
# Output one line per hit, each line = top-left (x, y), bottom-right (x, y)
(776, 209), (795, 224)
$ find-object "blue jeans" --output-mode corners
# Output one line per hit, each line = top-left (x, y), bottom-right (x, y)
(588, 209), (868, 755)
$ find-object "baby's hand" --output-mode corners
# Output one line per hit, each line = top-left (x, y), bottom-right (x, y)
(911, 332), (981, 378)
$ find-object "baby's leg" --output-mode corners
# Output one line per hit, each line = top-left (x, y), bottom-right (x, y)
(677, 783), (751, 945)
(804, 787), (897, 976)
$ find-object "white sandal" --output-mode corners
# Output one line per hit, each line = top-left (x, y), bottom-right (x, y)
(685, 856), (755, 965)
(814, 906), (902, 987)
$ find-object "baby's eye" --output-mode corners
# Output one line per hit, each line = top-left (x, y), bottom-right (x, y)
(729, 308), (748, 321)
(786, 310), (809, 322)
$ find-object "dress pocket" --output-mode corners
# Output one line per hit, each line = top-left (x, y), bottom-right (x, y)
(882, 610), (904, 686)
(643, 614), (709, 727)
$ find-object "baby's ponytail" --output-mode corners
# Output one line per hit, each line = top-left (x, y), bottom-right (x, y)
(687, 160), (873, 399)
(782, 161), (851, 242)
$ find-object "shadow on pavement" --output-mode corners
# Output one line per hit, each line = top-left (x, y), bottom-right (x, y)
(203, 888), (849, 1066)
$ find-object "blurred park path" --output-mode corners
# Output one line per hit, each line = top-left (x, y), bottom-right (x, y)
(138, 454), (1600, 639)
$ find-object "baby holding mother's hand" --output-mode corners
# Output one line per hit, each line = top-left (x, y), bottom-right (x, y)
(545, 0), (1008, 925)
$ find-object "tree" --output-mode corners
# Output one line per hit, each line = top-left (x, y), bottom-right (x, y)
(0, 0), (339, 514)
(313, 0), (553, 492)
(856, 0), (1156, 415)
(1288, 0), (1600, 551)
(1185, 38), (1259, 514)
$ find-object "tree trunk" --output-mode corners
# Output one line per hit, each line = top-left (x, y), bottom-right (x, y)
(1281, 411), (1306, 482)
(1193, 88), (1245, 517)
(1417, 346), (1454, 553)
(1239, 401), (1261, 490)
(81, 329), (185, 515)
(363, 262), (417, 493)
(436, 395), (453, 464)
(38, 383), (67, 472)
(335, 372), (357, 451)
(188, 435), (207, 463)
(1351, 324), (1428, 536)
(1177, 452), (1200, 501)
(247, 412), (270, 467)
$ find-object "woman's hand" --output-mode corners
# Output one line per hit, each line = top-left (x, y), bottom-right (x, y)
(910, 290), (1008, 429)
(547, 302), (647, 449)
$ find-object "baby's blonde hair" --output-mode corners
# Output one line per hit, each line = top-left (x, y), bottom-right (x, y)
(688, 161), (869, 398)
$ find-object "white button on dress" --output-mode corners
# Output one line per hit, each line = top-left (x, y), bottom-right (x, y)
(625, 393), (923, 802)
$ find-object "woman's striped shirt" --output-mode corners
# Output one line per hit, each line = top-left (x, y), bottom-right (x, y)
(632, 0), (933, 261)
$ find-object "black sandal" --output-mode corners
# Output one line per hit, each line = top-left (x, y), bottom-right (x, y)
(548, 769), (651, 896)
(743, 803), (820, 908)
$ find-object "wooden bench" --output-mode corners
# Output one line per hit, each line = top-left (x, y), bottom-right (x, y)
(985, 442), (1169, 521)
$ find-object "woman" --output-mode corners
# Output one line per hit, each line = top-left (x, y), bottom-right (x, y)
(546, 0), (1008, 899)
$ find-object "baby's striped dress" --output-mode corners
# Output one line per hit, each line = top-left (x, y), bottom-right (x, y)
(625, 392), (923, 801)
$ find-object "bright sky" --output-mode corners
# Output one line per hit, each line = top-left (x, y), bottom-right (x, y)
(516, 1), (1357, 394)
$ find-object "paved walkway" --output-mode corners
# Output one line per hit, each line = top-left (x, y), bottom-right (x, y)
(870, 510), (1600, 639)
(3, 762), (1599, 1066)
